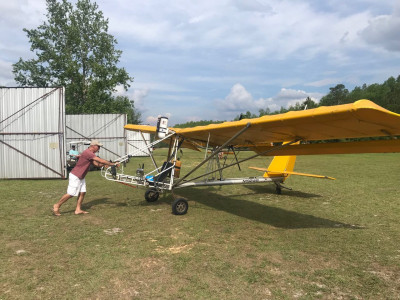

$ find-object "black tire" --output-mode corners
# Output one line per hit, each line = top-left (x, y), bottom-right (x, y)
(145, 188), (159, 202)
(110, 165), (117, 179)
(276, 185), (282, 195)
(172, 198), (188, 215)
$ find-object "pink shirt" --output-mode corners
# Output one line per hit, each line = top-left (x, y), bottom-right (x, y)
(71, 148), (96, 179)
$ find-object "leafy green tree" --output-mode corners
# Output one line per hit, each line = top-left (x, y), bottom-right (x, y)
(286, 97), (318, 111)
(234, 111), (257, 120)
(258, 107), (271, 117)
(383, 76), (400, 113)
(319, 84), (349, 106)
(113, 96), (142, 124)
(13, 0), (140, 122)
(302, 97), (318, 109)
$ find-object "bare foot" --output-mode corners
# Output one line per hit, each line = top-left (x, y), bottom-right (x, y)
(52, 204), (61, 216)
(75, 210), (89, 215)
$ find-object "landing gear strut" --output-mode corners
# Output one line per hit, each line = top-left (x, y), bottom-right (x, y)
(275, 184), (282, 195)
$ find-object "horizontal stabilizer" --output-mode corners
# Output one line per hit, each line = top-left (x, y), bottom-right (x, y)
(249, 167), (335, 180)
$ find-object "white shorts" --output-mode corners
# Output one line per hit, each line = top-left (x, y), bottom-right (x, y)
(67, 173), (87, 196)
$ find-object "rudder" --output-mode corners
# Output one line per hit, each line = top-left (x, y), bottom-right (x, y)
(264, 141), (300, 181)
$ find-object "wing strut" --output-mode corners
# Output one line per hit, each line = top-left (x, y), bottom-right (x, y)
(140, 130), (158, 170)
(173, 123), (252, 187)
(174, 139), (300, 188)
(229, 145), (241, 171)
(115, 131), (176, 163)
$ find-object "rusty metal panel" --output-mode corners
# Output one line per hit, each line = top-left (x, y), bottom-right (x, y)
(66, 114), (127, 161)
(126, 131), (150, 157)
(0, 87), (66, 179)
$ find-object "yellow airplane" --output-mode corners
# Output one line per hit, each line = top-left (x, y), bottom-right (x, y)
(102, 99), (400, 215)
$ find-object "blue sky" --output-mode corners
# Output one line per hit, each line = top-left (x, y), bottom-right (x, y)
(1, 0), (400, 125)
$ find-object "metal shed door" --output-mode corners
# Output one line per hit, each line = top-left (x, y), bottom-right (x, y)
(0, 87), (66, 179)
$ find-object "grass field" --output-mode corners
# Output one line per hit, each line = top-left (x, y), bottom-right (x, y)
(1, 150), (400, 299)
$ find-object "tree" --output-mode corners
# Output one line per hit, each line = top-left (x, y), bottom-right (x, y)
(319, 84), (349, 106)
(233, 111), (257, 121)
(109, 96), (142, 124)
(13, 0), (140, 122)
(302, 97), (318, 109)
(258, 107), (271, 116)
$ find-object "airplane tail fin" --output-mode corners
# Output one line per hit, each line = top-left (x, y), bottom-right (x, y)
(249, 141), (335, 181)
(263, 142), (298, 182)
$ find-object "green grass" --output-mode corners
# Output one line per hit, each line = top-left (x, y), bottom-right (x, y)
(1, 150), (400, 299)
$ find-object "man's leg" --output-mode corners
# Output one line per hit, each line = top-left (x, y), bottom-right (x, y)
(53, 194), (73, 216)
(75, 192), (88, 214)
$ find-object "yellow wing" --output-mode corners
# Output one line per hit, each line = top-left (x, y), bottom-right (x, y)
(124, 124), (202, 152)
(169, 100), (400, 146)
(124, 124), (158, 134)
(124, 100), (400, 154)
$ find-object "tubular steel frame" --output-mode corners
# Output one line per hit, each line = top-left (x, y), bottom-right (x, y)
(102, 125), (300, 195)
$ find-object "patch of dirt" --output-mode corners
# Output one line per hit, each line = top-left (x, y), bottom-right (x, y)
(156, 243), (194, 254)
(104, 228), (124, 235)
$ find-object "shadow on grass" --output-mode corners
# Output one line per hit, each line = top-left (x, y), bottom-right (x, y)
(175, 186), (361, 229)
(58, 197), (129, 214)
(241, 184), (322, 199)
(87, 197), (131, 207)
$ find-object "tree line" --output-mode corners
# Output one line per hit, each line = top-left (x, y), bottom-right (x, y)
(175, 74), (400, 128)
(234, 75), (400, 121)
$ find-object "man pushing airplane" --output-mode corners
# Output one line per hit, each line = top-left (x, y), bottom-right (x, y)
(52, 140), (120, 216)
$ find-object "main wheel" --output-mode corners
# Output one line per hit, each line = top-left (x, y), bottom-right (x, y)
(172, 198), (188, 215)
(145, 188), (160, 202)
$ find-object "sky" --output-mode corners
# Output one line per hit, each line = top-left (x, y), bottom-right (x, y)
(1, 0), (400, 125)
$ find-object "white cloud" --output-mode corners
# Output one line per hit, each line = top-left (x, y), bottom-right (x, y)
(306, 78), (342, 87)
(274, 88), (322, 108)
(114, 85), (126, 95)
(132, 88), (149, 111)
(132, 81), (188, 93)
(215, 84), (322, 120)
(113, 85), (149, 113)
(230, 0), (273, 13)
(0, 0), (46, 85)
(145, 116), (159, 125)
(2, 0), (400, 126)
(360, 3), (400, 52)
(0, 59), (14, 86)
(216, 83), (273, 113)
(104, 0), (375, 61)
(0, 0), (45, 27)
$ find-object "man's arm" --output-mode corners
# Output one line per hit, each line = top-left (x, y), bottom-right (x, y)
(92, 156), (120, 167)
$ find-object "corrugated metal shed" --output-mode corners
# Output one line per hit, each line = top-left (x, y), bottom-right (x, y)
(126, 130), (151, 157)
(66, 114), (127, 161)
(0, 87), (66, 179)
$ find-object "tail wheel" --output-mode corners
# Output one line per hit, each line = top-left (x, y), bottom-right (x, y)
(145, 188), (160, 202)
(276, 185), (282, 195)
(172, 198), (188, 215)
